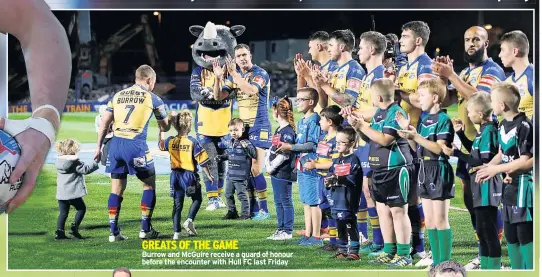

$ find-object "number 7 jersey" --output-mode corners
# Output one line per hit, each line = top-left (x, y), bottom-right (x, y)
(107, 84), (167, 141)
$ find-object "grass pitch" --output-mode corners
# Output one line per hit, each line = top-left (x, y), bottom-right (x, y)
(7, 105), (511, 270)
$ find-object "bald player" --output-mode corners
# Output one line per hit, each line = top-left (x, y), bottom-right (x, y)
(95, 65), (173, 242)
(499, 30), (534, 122)
(0, 0), (71, 214)
(432, 26), (505, 269)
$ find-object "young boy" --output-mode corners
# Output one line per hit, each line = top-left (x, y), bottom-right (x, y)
(276, 87), (323, 246)
(347, 78), (414, 266)
(324, 126), (364, 260)
(218, 118), (258, 220)
(158, 110), (214, 239)
(303, 105), (342, 250)
(476, 83), (533, 269)
(396, 79), (455, 265)
(442, 91), (502, 269)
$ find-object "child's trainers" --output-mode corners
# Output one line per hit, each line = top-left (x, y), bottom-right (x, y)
(205, 198), (220, 211)
(223, 210), (239, 220)
(321, 243), (339, 251)
(332, 252), (348, 259)
(139, 227), (160, 239)
(183, 219), (197, 236)
(267, 229), (281, 240)
(346, 253), (360, 261)
(252, 210), (270, 221)
(69, 223), (84, 239)
(173, 232), (181, 240)
(385, 254), (413, 267)
(273, 231), (293, 241)
(297, 236), (309, 245)
(369, 252), (395, 264)
(109, 229), (128, 242)
(300, 236), (323, 246)
(55, 230), (69, 240)
(360, 241), (384, 255)
(217, 197), (227, 208)
(368, 248), (385, 257)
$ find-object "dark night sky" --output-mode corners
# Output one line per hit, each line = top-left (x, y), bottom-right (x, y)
(10, 10), (535, 80)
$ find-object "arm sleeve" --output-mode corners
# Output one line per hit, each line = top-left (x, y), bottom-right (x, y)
(417, 60), (438, 82)
(436, 118), (455, 144)
(456, 130), (473, 152)
(189, 66), (206, 101)
(476, 65), (505, 92)
(246, 142), (258, 159)
(106, 100), (114, 113)
(75, 160), (100, 175)
(158, 136), (172, 151)
(517, 120), (533, 158)
(453, 149), (484, 168)
(151, 93), (167, 120)
(479, 128), (499, 163)
(382, 109), (402, 139)
(193, 140), (210, 167)
(344, 66), (365, 101)
(250, 70), (269, 92)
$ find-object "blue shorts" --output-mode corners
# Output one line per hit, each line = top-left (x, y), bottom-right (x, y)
(106, 137), (155, 177)
(170, 169), (200, 198)
(318, 176), (331, 209)
(456, 159), (470, 180)
(355, 143), (372, 177)
(248, 126), (271, 149)
(298, 172), (319, 206)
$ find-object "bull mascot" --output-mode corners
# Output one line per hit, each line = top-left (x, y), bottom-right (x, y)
(189, 22), (246, 211)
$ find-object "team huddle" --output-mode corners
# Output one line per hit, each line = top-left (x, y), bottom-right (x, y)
(52, 19), (533, 271)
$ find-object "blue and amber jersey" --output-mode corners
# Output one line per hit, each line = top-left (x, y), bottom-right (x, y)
(191, 66), (233, 137)
(106, 84), (166, 141)
(498, 113), (533, 208)
(396, 53), (437, 128)
(505, 64), (534, 120)
(314, 60), (339, 114)
(223, 65), (271, 129)
(321, 60), (339, 72)
(159, 135), (210, 172)
(455, 58), (505, 142)
(355, 65), (385, 147)
(328, 59), (366, 108)
(315, 132), (339, 176)
(417, 110), (454, 161)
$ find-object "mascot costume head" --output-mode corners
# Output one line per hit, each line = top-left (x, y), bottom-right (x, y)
(189, 22), (246, 69)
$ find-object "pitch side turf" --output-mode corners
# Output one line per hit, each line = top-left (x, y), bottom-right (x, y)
(7, 105), (511, 270)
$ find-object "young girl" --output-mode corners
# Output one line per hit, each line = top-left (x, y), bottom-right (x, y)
(55, 138), (99, 240)
(159, 110), (213, 239)
(265, 97), (297, 240)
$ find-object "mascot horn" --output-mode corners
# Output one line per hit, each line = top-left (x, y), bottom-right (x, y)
(189, 22), (245, 211)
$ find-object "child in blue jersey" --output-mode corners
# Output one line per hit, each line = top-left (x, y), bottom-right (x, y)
(303, 105), (342, 250)
(158, 110), (214, 240)
(218, 118), (258, 220)
(265, 97), (297, 240)
(325, 126), (363, 260)
(276, 87), (322, 246)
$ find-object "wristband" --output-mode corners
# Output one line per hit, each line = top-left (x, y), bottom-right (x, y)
(32, 104), (61, 123)
(3, 117), (56, 146)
